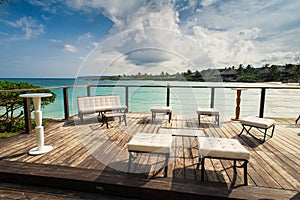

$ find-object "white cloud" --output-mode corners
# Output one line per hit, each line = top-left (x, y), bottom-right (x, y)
(201, 0), (218, 7)
(49, 38), (63, 43)
(64, 44), (77, 53)
(0, 16), (45, 40)
(28, 0), (59, 14)
(78, 32), (92, 41)
(63, 0), (300, 76)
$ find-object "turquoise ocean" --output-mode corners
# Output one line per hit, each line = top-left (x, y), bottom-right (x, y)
(1, 78), (299, 120)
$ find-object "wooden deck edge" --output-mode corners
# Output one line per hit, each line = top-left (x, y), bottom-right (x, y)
(0, 160), (298, 200)
(0, 160), (228, 200)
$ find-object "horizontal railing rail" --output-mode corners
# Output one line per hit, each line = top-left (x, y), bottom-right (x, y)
(1, 84), (299, 133)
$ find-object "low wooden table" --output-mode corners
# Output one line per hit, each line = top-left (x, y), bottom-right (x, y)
(102, 112), (127, 128)
(159, 128), (205, 138)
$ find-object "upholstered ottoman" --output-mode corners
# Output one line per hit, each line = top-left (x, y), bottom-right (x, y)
(197, 137), (250, 185)
(197, 108), (220, 126)
(127, 133), (172, 177)
(239, 116), (275, 142)
(150, 106), (172, 123)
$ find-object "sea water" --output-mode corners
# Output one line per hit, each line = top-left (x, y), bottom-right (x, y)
(1, 78), (299, 120)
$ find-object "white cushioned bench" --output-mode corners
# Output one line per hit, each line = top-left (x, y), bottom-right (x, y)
(197, 137), (250, 185)
(77, 95), (127, 122)
(150, 106), (172, 123)
(239, 116), (275, 143)
(197, 108), (219, 126)
(127, 133), (172, 177)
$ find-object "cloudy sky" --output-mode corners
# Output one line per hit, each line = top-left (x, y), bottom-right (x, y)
(0, 0), (299, 78)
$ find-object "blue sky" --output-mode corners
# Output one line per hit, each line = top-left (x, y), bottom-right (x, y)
(0, 0), (299, 78)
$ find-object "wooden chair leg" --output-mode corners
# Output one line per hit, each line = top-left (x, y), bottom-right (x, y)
(105, 116), (109, 129)
(215, 114), (219, 126)
(152, 112), (155, 122)
(201, 157), (205, 181)
(128, 152), (133, 173)
(124, 115), (127, 126)
(168, 112), (172, 123)
(244, 160), (248, 186)
(263, 128), (267, 142)
(164, 153), (170, 177)
(270, 125), (275, 137)
(296, 115), (300, 124)
(239, 125), (246, 137)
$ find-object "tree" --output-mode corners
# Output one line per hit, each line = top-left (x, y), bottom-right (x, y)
(0, 80), (56, 132)
(269, 65), (280, 81)
(237, 64), (244, 76)
(291, 64), (300, 84)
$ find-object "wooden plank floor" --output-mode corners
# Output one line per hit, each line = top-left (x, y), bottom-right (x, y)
(0, 112), (299, 199)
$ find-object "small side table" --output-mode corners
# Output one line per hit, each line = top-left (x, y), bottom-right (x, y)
(197, 108), (220, 126)
(231, 88), (247, 121)
(102, 112), (127, 128)
(150, 106), (172, 123)
(159, 128), (205, 138)
(20, 93), (53, 155)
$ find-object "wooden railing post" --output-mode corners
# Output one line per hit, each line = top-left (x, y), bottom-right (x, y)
(210, 87), (215, 108)
(259, 88), (266, 118)
(166, 84), (170, 106)
(87, 84), (91, 97)
(63, 87), (69, 120)
(23, 91), (32, 133)
(125, 86), (129, 112)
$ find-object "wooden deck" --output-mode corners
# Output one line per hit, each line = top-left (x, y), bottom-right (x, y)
(0, 113), (299, 199)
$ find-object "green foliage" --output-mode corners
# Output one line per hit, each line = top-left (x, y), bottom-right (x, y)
(0, 119), (25, 133)
(237, 75), (262, 82)
(0, 131), (20, 140)
(118, 63), (299, 83)
(0, 80), (56, 133)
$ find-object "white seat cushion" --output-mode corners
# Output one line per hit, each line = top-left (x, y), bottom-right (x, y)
(127, 133), (172, 154)
(150, 106), (172, 113)
(197, 108), (219, 115)
(198, 137), (250, 160)
(240, 116), (275, 129)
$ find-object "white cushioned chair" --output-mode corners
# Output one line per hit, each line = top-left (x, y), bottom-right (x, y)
(127, 133), (172, 177)
(197, 137), (250, 185)
(239, 116), (275, 143)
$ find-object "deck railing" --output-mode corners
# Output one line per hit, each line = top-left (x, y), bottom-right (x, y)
(1, 84), (299, 133)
